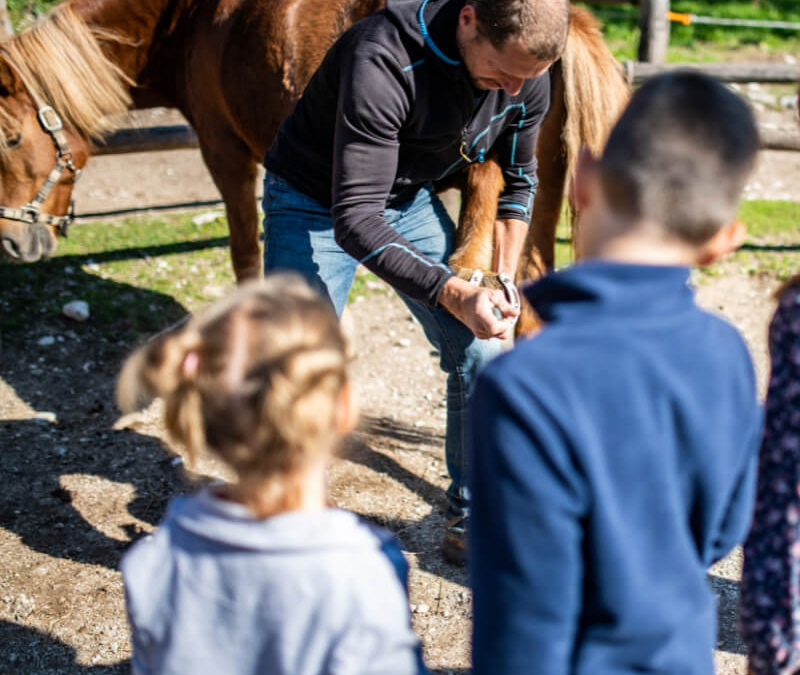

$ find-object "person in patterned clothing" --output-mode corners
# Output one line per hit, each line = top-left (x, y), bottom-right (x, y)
(741, 273), (800, 675)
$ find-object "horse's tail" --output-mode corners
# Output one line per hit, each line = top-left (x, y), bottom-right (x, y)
(560, 6), (630, 223)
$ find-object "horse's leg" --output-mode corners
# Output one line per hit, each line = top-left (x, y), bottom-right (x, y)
(197, 132), (262, 282)
(515, 61), (567, 336)
(447, 158), (504, 277)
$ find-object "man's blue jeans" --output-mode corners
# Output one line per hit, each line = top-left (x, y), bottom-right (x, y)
(262, 171), (502, 518)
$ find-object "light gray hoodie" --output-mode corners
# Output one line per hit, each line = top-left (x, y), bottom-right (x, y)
(121, 489), (423, 675)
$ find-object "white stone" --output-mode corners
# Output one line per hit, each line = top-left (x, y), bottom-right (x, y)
(63, 300), (90, 322)
(37, 336), (55, 347)
(192, 211), (224, 226)
(745, 90), (777, 107)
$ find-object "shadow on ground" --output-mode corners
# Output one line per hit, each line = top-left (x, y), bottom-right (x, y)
(1, 260), (191, 569)
(710, 574), (747, 656)
(344, 415), (468, 588)
(0, 620), (128, 675)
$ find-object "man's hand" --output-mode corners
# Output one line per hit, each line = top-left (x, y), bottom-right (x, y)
(439, 276), (519, 340)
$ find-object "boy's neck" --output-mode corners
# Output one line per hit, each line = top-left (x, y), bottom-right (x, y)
(580, 210), (700, 267)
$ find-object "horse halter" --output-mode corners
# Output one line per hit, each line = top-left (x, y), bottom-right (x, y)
(0, 104), (80, 236)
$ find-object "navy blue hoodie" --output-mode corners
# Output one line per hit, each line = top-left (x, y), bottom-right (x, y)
(469, 261), (762, 675)
(265, 0), (551, 305)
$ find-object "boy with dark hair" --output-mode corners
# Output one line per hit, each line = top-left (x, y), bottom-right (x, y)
(468, 71), (763, 675)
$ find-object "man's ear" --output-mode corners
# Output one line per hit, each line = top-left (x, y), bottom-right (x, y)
(0, 59), (22, 97)
(697, 219), (746, 265)
(572, 146), (597, 211)
(458, 4), (478, 37)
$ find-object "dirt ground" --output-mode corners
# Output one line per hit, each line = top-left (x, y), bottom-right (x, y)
(0, 102), (798, 674)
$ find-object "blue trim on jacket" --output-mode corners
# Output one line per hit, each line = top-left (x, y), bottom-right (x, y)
(417, 0), (460, 66)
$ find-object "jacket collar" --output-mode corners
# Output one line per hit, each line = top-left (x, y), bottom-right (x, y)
(523, 259), (694, 324)
(417, 0), (463, 66)
(168, 488), (392, 552)
(387, 0), (467, 78)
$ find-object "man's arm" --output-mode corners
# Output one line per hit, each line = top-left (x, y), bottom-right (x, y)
(330, 46), (453, 306)
(493, 217), (529, 277)
(331, 46), (514, 337)
(469, 367), (587, 675)
(493, 74), (551, 225)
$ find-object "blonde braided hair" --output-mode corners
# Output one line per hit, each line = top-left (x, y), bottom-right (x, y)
(117, 274), (349, 509)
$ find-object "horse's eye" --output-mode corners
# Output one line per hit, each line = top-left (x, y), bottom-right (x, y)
(4, 131), (20, 148)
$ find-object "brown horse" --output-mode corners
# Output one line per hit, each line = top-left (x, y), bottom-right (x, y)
(0, 0), (628, 332)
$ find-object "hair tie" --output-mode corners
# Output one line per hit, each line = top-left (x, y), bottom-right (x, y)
(182, 350), (200, 378)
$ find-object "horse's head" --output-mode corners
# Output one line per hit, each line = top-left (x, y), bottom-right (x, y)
(0, 58), (89, 263)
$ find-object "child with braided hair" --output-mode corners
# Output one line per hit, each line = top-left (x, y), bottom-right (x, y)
(117, 273), (424, 675)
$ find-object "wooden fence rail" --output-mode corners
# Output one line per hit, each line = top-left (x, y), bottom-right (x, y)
(626, 61), (800, 85)
(90, 117), (800, 157)
(90, 125), (199, 155)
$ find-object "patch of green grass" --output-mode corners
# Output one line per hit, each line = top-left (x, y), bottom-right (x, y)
(9, 1), (800, 61)
(580, 1), (800, 62)
(700, 200), (800, 280)
(0, 210), (396, 346)
(0, 211), (236, 343)
(348, 269), (388, 304)
(1, 200), (795, 348)
(7, 0), (58, 29)
(552, 200), (799, 282)
(739, 199), (800, 241)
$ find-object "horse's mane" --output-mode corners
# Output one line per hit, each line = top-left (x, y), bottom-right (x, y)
(561, 7), (630, 186)
(0, 4), (133, 153)
(559, 6), (630, 236)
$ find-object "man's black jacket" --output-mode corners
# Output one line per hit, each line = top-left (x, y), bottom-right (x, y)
(266, 0), (551, 305)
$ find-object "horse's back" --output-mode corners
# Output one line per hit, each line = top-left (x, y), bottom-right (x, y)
(176, 0), (384, 159)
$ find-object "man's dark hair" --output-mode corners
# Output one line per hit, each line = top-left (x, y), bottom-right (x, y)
(597, 71), (759, 243)
(467, 0), (570, 62)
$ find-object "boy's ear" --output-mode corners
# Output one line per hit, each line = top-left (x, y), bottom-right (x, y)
(572, 146), (598, 211)
(697, 219), (746, 265)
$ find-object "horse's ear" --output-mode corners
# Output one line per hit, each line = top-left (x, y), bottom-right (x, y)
(0, 59), (22, 96)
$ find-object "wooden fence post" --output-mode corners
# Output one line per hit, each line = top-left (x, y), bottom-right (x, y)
(0, 0), (13, 36)
(638, 0), (670, 64)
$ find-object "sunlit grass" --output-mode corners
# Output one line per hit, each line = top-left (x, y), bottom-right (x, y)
(579, 1), (800, 62)
(0, 200), (796, 344)
(552, 199), (800, 280)
(0, 210), (388, 344)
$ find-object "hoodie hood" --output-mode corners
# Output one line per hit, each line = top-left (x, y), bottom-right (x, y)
(523, 259), (694, 324)
(168, 488), (393, 553)
(385, 0), (465, 70)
